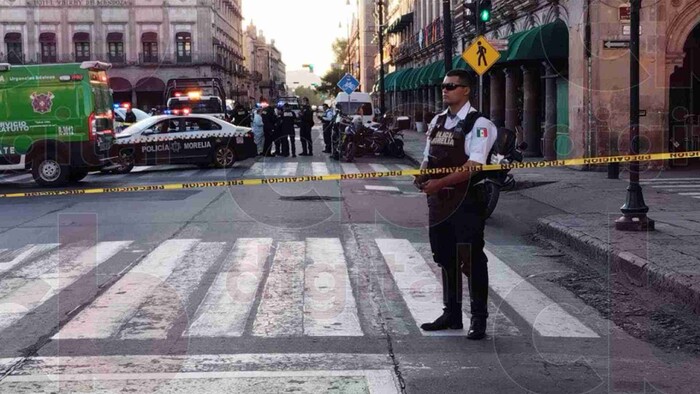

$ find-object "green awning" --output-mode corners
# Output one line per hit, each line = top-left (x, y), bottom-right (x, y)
(402, 68), (422, 91)
(388, 68), (412, 91)
(396, 68), (414, 91)
(428, 60), (448, 86)
(452, 55), (469, 70)
(502, 19), (568, 63)
(382, 71), (396, 91)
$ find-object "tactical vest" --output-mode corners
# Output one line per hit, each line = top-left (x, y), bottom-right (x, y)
(427, 111), (488, 193)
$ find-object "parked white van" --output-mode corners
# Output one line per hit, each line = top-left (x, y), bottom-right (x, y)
(334, 92), (375, 125)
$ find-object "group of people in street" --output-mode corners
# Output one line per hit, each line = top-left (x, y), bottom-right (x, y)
(247, 98), (316, 157)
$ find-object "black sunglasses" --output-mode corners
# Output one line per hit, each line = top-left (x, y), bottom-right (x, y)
(441, 83), (468, 91)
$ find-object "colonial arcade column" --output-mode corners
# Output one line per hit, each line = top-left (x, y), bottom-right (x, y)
(489, 69), (505, 127)
(542, 63), (558, 161)
(504, 67), (522, 140)
(522, 65), (541, 157)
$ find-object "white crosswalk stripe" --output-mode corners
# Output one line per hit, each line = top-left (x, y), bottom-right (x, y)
(1, 241), (131, 333)
(186, 238), (273, 337)
(0, 234), (600, 341)
(641, 178), (700, 199)
(55, 239), (195, 339)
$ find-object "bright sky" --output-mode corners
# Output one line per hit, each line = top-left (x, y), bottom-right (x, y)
(243, 0), (356, 76)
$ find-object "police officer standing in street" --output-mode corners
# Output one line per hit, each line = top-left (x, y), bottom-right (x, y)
(414, 69), (497, 340)
(232, 102), (248, 126)
(260, 100), (277, 157)
(317, 104), (334, 153)
(279, 103), (297, 157)
(299, 98), (314, 156)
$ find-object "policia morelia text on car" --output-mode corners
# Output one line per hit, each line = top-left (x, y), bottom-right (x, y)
(109, 115), (256, 174)
(0, 61), (115, 187)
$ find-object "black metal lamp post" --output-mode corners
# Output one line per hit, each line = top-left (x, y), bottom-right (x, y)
(443, 0), (453, 75)
(615, 0), (655, 231)
(377, 0), (386, 114)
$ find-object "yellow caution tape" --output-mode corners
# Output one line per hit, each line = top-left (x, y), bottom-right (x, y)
(1, 150), (699, 199)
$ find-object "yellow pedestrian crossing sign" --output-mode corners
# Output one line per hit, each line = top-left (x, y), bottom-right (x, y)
(462, 36), (501, 76)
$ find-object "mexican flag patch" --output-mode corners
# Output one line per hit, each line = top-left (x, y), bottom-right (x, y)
(476, 128), (488, 138)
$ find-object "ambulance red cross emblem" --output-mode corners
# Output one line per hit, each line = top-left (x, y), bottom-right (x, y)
(30, 92), (55, 114)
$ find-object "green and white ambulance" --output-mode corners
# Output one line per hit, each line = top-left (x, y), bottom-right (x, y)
(0, 61), (115, 186)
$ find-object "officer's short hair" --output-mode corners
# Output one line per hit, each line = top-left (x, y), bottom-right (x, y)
(445, 69), (473, 89)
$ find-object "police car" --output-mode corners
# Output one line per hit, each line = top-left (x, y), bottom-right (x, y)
(108, 114), (256, 174)
(114, 105), (150, 132)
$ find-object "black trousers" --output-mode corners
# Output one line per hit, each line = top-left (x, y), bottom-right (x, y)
(274, 129), (286, 155)
(321, 121), (331, 151)
(286, 129), (296, 156)
(263, 128), (275, 155)
(300, 125), (313, 154)
(428, 185), (489, 319)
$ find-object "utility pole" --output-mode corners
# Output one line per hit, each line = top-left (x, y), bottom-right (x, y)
(615, 0), (654, 231)
(378, 0), (386, 114)
(442, 0), (453, 75)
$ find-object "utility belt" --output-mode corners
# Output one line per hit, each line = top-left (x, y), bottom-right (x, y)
(431, 182), (486, 203)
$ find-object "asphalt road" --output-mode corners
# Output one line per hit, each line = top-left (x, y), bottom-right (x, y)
(0, 128), (697, 393)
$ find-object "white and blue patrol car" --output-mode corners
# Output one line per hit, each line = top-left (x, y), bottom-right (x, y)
(108, 115), (256, 174)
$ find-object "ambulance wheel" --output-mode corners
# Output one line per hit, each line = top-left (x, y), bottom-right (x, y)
(68, 169), (89, 183)
(213, 145), (236, 168)
(32, 155), (70, 187)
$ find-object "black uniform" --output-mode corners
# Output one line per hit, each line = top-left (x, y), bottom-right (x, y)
(232, 105), (247, 126)
(300, 104), (314, 155)
(278, 107), (297, 157)
(124, 110), (137, 123)
(261, 106), (277, 156)
(421, 108), (494, 339)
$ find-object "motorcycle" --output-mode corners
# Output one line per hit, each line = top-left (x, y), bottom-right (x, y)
(481, 127), (528, 219)
(340, 115), (405, 162)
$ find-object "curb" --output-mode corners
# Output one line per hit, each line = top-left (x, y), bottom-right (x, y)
(536, 217), (700, 315)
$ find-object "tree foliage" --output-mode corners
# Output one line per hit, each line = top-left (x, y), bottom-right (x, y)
(315, 37), (349, 97)
(292, 86), (323, 106)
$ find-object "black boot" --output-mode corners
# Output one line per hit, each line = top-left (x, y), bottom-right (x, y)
(420, 304), (463, 331)
(466, 317), (487, 340)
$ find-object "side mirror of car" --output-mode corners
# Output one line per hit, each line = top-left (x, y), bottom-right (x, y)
(142, 129), (154, 135)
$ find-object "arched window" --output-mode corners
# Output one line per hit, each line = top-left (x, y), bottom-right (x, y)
(107, 32), (124, 63)
(4, 33), (23, 65)
(73, 32), (90, 62)
(39, 32), (56, 63)
(175, 32), (192, 63)
(141, 32), (158, 63)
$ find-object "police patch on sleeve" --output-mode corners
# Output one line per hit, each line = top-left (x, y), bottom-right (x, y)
(476, 127), (488, 138)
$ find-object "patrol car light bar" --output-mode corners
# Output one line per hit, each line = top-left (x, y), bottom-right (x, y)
(0, 63), (11, 72)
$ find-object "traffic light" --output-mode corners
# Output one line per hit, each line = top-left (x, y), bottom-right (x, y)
(464, 0), (492, 32)
(302, 64), (314, 73)
(479, 0), (492, 23)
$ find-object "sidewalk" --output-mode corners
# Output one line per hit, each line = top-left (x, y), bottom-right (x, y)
(401, 129), (700, 313)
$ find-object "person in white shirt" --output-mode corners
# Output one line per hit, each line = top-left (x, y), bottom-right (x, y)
(414, 69), (498, 340)
(251, 108), (264, 155)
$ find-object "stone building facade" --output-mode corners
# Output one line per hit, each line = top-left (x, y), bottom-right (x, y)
(0, 0), (246, 110)
(374, 0), (700, 168)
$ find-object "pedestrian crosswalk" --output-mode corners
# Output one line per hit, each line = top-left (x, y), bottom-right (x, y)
(0, 235), (601, 342)
(0, 162), (418, 186)
(641, 177), (700, 199)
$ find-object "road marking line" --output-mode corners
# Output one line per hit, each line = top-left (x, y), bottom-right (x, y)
(1, 369), (401, 394)
(253, 242), (305, 337)
(651, 185), (700, 189)
(311, 162), (330, 176)
(397, 165), (414, 171)
(368, 164), (390, 173)
(640, 177), (700, 182)
(0, 242), (130, 334)
(376, 239), (469, 336)
(678, 192), (700, 196)
(185, 238), (273, 337)
(131, 166), (154, 173)
(0, 244), (57, 276)
(119, 242), (226, 340)
(485, 249), (599, 338)
(364, 185), (401, 192)
(0, 173), (32, 183)
(55, 240), (196, 339)
(304, 238), (363, 336)
(340, 163), (360, 174)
